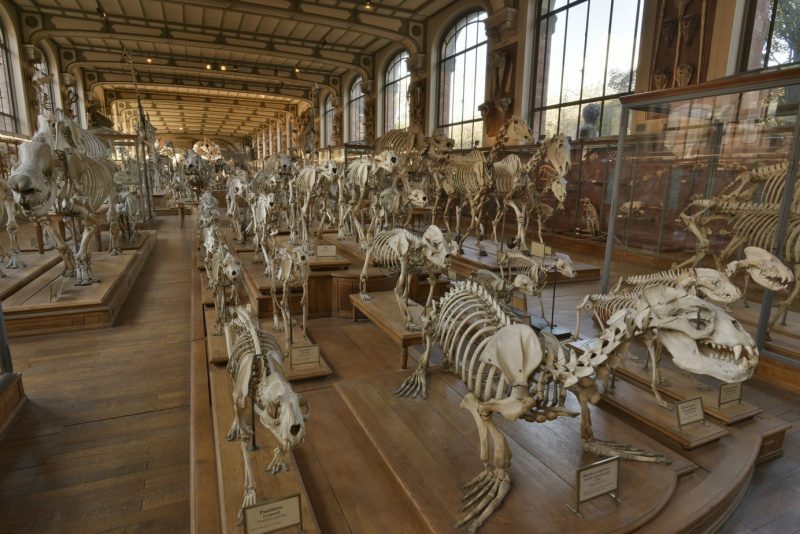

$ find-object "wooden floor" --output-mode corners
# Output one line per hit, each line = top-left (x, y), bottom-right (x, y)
(0, 216), (798, 533)
(0, 217), (192, 533)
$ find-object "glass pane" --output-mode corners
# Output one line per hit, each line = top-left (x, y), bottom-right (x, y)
(545, 13), (566, 106)
(582, 0), (611, 100)
(605, 0), (640, 95)
(543, 108), (559, 138)
(768, 0), (800, 66)
(559, 104), (580, 139)
(561, 2), (588, 103)
(600, 98), (622, 136)
(745, 0), (774, 70)
(535, 19), (549, 108)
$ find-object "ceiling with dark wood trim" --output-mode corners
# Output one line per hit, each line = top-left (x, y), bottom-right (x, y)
(14, 0), (456, 138)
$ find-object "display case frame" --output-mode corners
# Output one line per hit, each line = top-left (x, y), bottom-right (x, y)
(601, 67), (800, 353)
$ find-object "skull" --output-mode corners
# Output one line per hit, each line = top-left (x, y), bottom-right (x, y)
(637, 286), (758, 383)
(8, 137), (57, 218)
(726, 246), (794, 292)
(254, 352), (310, 451)
(685, 268), (742, 303)
(221, 248), (242, 282)
(374, 150), (399, 172)
(421, 225), (452, 269)
(408, 188), (428, 208)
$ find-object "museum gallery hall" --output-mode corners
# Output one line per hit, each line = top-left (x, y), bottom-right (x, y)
(0, 0), (798, 532)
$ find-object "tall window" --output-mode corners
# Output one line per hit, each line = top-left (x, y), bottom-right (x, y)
(0, 26), (17, 133)
(438, 11), (488, 149)
(323, 95), (334, 147)
(532, 0), (644, 140)
(384, 51), (410, 132)
(32, 51), (54, 114)
(740, 0), (800, 71)
(349, 77), (365, 142)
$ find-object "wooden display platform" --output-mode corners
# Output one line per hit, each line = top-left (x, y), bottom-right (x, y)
(3, 231), (156, 336)
(600, 378), (729, 449)
(240, 258), (335, 320)
(349, 291), (424, 369)
(615, 356), (762, 425)
(450, 237), (601, 282)
(336, 370), (694, 534)
(0, 250), (61, 300)
(230, 234), (352, 271)
(207, 363), (320, 534)
(0, 374), (25, 438)
(203, 306), (332, 381)
(321, 234), (366, 264)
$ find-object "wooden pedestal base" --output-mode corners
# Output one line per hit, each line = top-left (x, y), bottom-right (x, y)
(3, 231), (156, 336)
(0, 374), (25, 438)
(349, 291), (425, 369)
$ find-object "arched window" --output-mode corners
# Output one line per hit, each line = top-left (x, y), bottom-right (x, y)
(532, 0), (645, 140)
(32, 51), (55, 114)
(0, 25), (18, 133)
(348, 77), (365, 143)
(384, 51), (410, 133)
(323, 95), (334, 147)
(438, 11), (487, 149)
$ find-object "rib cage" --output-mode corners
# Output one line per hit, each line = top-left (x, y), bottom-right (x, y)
(613, 268), (696, 294)
(430, 281), (512, 401)
(364, 228), (423, 271)
(442, 150), (491, 198)
(492, 154), (525, 197)
(76, 156), (115, 211)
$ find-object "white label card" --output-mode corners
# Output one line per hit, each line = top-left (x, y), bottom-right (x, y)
(676, 397), (705, 428)
(315, 244), (337, 258)
(243, 494), (302, 534)
(718, 382), (742, 407)
(291, 344), (320, 368)
(577, 457), (619, 504)
(447, 269), (457, 281)
(511, 292), (527, 311)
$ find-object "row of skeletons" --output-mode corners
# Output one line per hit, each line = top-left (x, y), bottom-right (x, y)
(195, 179), (309, 525)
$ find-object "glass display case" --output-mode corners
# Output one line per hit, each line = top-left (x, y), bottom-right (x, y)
(600, 68), (800, 358)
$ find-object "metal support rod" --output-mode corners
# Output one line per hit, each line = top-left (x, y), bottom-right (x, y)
(600, 108), (630, 293)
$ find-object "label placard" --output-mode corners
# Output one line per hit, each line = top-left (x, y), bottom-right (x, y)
(569, 456), (620, 515)
(315, 244), (337, 258)
(291, 344), (320, 368)
(447, 269), (457, 281)
(529, 242), (552, 258)
(243, 494), (302, 534)
(718, 382), (742, 407)
(676, 397), (705, 428)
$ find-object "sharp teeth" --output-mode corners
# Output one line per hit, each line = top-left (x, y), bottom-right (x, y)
(733, 345), (742, 360)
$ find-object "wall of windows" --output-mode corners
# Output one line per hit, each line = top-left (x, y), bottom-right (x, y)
(532, 0), (644, 140)
(384, 51), (410, 133)
(0, 26), (17, 133)
(349, 77), (365, 142)
(32, 50), (54, 114)
(740, 0), (800, 71)
(438, 11), (487, 149)
(322, 95), (334, 147)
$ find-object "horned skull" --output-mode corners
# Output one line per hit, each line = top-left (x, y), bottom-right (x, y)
(726, 246), (794, 292)
(635, 286), (758, 383)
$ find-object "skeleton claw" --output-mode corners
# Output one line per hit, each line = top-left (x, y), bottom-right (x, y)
(266, 447), (288, 475)
(396, 367), (428, 398)
(237, 486), (257, 525)
(456, 467), (511, 533)
(404, 321), (422, 332)
(6, 252), (25, 269)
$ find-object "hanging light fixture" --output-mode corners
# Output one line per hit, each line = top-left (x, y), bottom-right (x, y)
(363, 0), (375, 11)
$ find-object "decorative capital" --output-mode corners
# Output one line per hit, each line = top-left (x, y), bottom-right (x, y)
(485, 7), (518, 42)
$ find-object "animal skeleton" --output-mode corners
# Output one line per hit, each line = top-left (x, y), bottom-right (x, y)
(497, 251), (576, 325)
(396, 281), (668, 532)
(9, 114), (115, 285)
(359, 225), (454, 331)
(226, 170), (250, 244)
(674, 161), (800, 327)
(273, 245), (310, 352)
(338, 151), (398, 246)
(181, 149), (212, 201)
(116, 189), (141, 244)
(224, 305), (309, 523)
(580, 197), (600, 236)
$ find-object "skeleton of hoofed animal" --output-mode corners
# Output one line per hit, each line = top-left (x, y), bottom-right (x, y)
(338, 150), (399, 246)
(9, 114), (115, 286)
(294, 159), (340, 244)
(0, 178), (25, 273)
(359, 225), (455, 331)
(209, 240), (242, 336)
(116, 189), (141, 244)
(272, 245), (311, 351)
(226, 170), (250, 244)
(224, 305), (309, 524)
(396, 281), (669, 533)
(497, 250), (576, 325)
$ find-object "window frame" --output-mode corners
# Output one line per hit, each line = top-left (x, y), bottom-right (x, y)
(530, 0), (644, 140)
(738, 0), (800, 72)
(384, 50), (411, 133)
(348, 77), (365, 143)
(322, 95), (335, 147)
(0, 24), (18, 134)
(436, 10), (488, 149)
